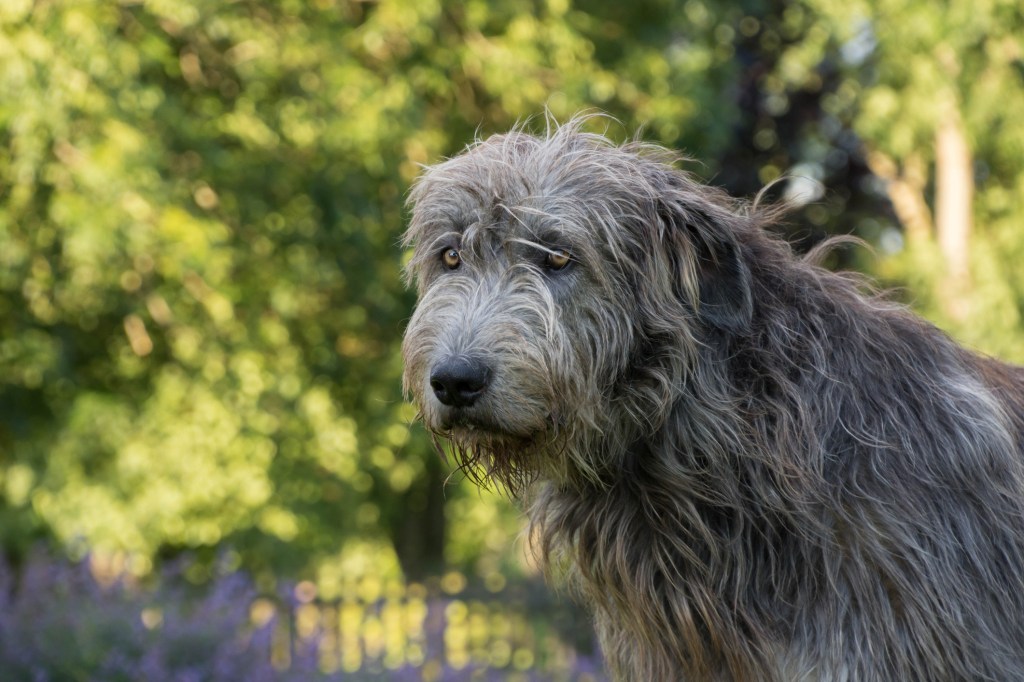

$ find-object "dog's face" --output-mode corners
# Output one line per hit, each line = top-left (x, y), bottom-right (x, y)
(402, 126), (752, 491)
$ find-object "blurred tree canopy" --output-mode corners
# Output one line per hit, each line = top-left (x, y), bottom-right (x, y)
(0, 0), (1021, 584)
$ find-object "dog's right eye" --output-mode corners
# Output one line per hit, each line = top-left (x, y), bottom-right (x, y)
(441, 248), (461, 270)
(546, 250), (572, 271)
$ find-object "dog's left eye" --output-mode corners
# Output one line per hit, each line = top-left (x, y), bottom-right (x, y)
(546, 250), (572, 271)
(441, 248), (461, 269)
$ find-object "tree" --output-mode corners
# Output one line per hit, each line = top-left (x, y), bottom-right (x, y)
(1, 0), (1020, 585)
(0, 0), (430, 578)
(0, 0), (801, 580)
(796, 0), (1024, 359)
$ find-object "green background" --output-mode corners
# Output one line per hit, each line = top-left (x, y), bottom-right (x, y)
(1, 0), (1022, 597)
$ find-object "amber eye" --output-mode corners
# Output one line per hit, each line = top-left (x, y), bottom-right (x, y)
(441, 248), (461, 269)
(546, 249), (572, 271)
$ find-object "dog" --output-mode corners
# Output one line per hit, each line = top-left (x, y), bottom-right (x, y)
(402, 117), (1024, 681)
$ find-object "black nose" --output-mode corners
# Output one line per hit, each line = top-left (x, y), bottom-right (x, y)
(430, 358), (491, 408)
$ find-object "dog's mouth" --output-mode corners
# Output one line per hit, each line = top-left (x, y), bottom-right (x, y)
(444, 419), (539, 451)
(434, 407), (544, 442)
(442, 411), (491, 432)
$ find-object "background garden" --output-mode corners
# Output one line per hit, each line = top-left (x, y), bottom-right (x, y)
(1, 0), (1022, 679)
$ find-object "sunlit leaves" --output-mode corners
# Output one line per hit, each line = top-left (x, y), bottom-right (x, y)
(2, 0), (1021, 587)
(801, 0), (1024, 360)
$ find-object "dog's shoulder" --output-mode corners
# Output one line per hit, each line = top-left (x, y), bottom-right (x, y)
(970, 353), (1024, 435)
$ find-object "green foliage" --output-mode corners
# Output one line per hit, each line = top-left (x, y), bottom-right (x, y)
(0, 0), (1021, 587)
(0, 0), (764, 581)
(798, 0), (1024, 361)
(0, 0), (429, 577)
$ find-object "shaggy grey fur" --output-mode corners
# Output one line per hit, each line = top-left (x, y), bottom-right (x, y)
(401, 117), (1024, 681)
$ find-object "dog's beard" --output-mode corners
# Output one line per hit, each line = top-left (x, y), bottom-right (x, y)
(429, 425), (553, 496)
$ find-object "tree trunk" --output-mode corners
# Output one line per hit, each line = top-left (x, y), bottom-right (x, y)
(865, 150), (932, 244)
(867, 102), (974, 321)
(934, 106), (973, 319)
(390, 450), (447, 582)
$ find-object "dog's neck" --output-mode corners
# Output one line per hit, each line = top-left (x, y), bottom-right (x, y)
(530, 429), (797, 681)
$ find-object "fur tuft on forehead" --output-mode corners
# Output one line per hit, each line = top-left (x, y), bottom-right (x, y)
(403, 115), (756, 312)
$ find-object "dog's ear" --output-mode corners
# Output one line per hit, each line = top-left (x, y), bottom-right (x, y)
(686, 215), (753, 334)
(656, 189), (754, 335)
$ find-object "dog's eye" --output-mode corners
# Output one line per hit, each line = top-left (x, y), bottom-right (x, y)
(441, 248), (461, 270)
(546, 250), (572, 271)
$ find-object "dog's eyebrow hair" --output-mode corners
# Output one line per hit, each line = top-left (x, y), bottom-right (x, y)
(422, 230), (462, 251)
(506, 237), (574, 255)
(413, 208), (465, 238)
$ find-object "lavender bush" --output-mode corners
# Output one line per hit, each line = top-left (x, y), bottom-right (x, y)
(0, 550), (605, 681)
(0, 550), (330, 682)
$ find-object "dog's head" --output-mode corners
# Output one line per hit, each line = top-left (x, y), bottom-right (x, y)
(402, 119), (753, 492)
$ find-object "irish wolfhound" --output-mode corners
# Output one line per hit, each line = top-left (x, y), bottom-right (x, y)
(401, 118), (1024, 681)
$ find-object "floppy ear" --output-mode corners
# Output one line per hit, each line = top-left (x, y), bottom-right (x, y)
(656, 190), (754, 335)
(687, 216), (753, 334)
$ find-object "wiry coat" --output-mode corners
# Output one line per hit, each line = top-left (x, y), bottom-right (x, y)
(401, 119), (1024, 681)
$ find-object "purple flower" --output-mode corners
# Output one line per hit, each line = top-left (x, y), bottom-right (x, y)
(0, 548), (607, 681)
